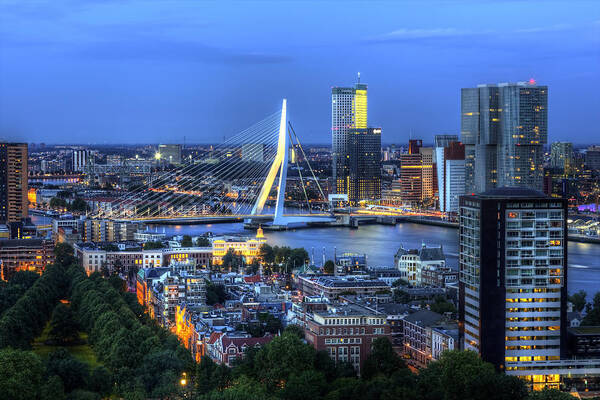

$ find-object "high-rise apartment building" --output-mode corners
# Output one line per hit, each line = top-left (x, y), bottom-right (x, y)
(550, 142), (573, 173)
(332, 80), (368, 199)
(347, 128), (382, 202)
(459, 188), (567, 388)
(398, 140), (434, 205)
(461, 82), (547, 193)
(0, 143), (28, 224)
(436, 141), (465, 213)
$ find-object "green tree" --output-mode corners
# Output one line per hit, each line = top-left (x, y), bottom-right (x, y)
(0, 348), (44, 400)
(362, 337), (406, 380)
(280, 370), (326, 400)
(181, 235), (193, 247)
(284, 324), (305, 339)
(260, 244), (275, 264)
(144, 241), (165, 250)
(40, 375), (66, 400)
(54, 242), (76, 266)
(526, 389), (576, 400)
(206, 282), (227, 305)
(89, 366), (112, 396)
(568, 290), (587, 313)
(45, 348), (90, 393)
(196, 356), (218, 394)
(582, 292), (600, 325)
(429, 296), (457, 315)
(196, 237), (211, 247)
(50, 197), (68, 209)
(254, 332), (316, 389)
(48, 303), (80, 344)
(323, 260), (335, 274)
(70, 197), (88, 212)
(416, 350), (527, 400)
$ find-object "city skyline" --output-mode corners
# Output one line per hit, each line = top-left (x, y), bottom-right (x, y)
(1, 1), (599, 144)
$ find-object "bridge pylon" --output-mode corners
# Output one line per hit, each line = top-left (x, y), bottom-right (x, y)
(250, 98), (288, 224)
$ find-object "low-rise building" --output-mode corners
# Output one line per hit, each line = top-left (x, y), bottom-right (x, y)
(402, 309), (458, 369)
(295, 275), (390, 299)
(0, 239), (55, 279)
(395, 244), (445, 286)
(206, 332), (273, 367)
(304, 303), (391, 374)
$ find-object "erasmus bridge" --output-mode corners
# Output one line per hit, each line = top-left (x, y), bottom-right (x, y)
(94, 99), (336, 227)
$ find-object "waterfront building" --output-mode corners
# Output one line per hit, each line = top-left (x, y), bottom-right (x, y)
(435, 140), (466, 213)
(459, 187), (570, 389)
(157, 144), (182, 165)
(303, 303), (391, 374)
(398, 140), (434, 205)
(346, 127), (382, 203)
(394, 244), (446, 286)
(0, 238), (54, 279)
(550, 142), (574, 174)
(212, 227), (266, 266)
(461, 82), (547, 193)
(0, 142), (28, 224)
(331, 78), (368, 200)
(75, 242), (212, 275)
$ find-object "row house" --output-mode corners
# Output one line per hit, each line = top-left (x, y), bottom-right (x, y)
(206, 332), (273, 367)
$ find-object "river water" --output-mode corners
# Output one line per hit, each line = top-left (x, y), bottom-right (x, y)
(32, 213), (599, 295)
(146, 222), (600, 296)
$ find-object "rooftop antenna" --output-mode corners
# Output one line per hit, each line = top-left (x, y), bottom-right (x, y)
(357, 72), (361, 84)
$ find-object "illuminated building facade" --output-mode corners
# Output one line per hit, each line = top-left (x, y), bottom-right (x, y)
(212, 227), (266, 265)
(459, 188), (568, 389)
(0, 143), (28, 224)
(346, 127), (381, 203)
(332, 80), (368, 199)
(550, 142), (574, 175)
(461, 82), (547, 193)
(0, 239), (55, 279)
(435, 140), (466, 213)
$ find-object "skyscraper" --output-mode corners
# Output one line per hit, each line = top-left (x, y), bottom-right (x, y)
(347, 127), (382, 202)
(436, 141), (465, 213)
(461, 82), (547, 193)
(550, 142), (574, 174)
(0, 143), (28, 224)
(332, 79), (367, 198)
(459, 188), (567, 387)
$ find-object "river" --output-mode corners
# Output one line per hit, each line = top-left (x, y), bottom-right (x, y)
(147, 222), (600, 296)
(31, 214), (600, 295)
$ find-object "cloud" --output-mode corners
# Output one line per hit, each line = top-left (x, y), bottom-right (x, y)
(72, 38), (292, 65)
(367, 22), (577, 44)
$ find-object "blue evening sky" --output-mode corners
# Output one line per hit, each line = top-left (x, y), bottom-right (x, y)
(0, 0), (598, 145)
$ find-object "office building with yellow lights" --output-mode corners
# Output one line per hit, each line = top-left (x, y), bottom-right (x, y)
(332, 78), (381, 204)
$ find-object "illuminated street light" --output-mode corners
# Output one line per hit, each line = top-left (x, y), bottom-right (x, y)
(155, 152), (162, 160)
